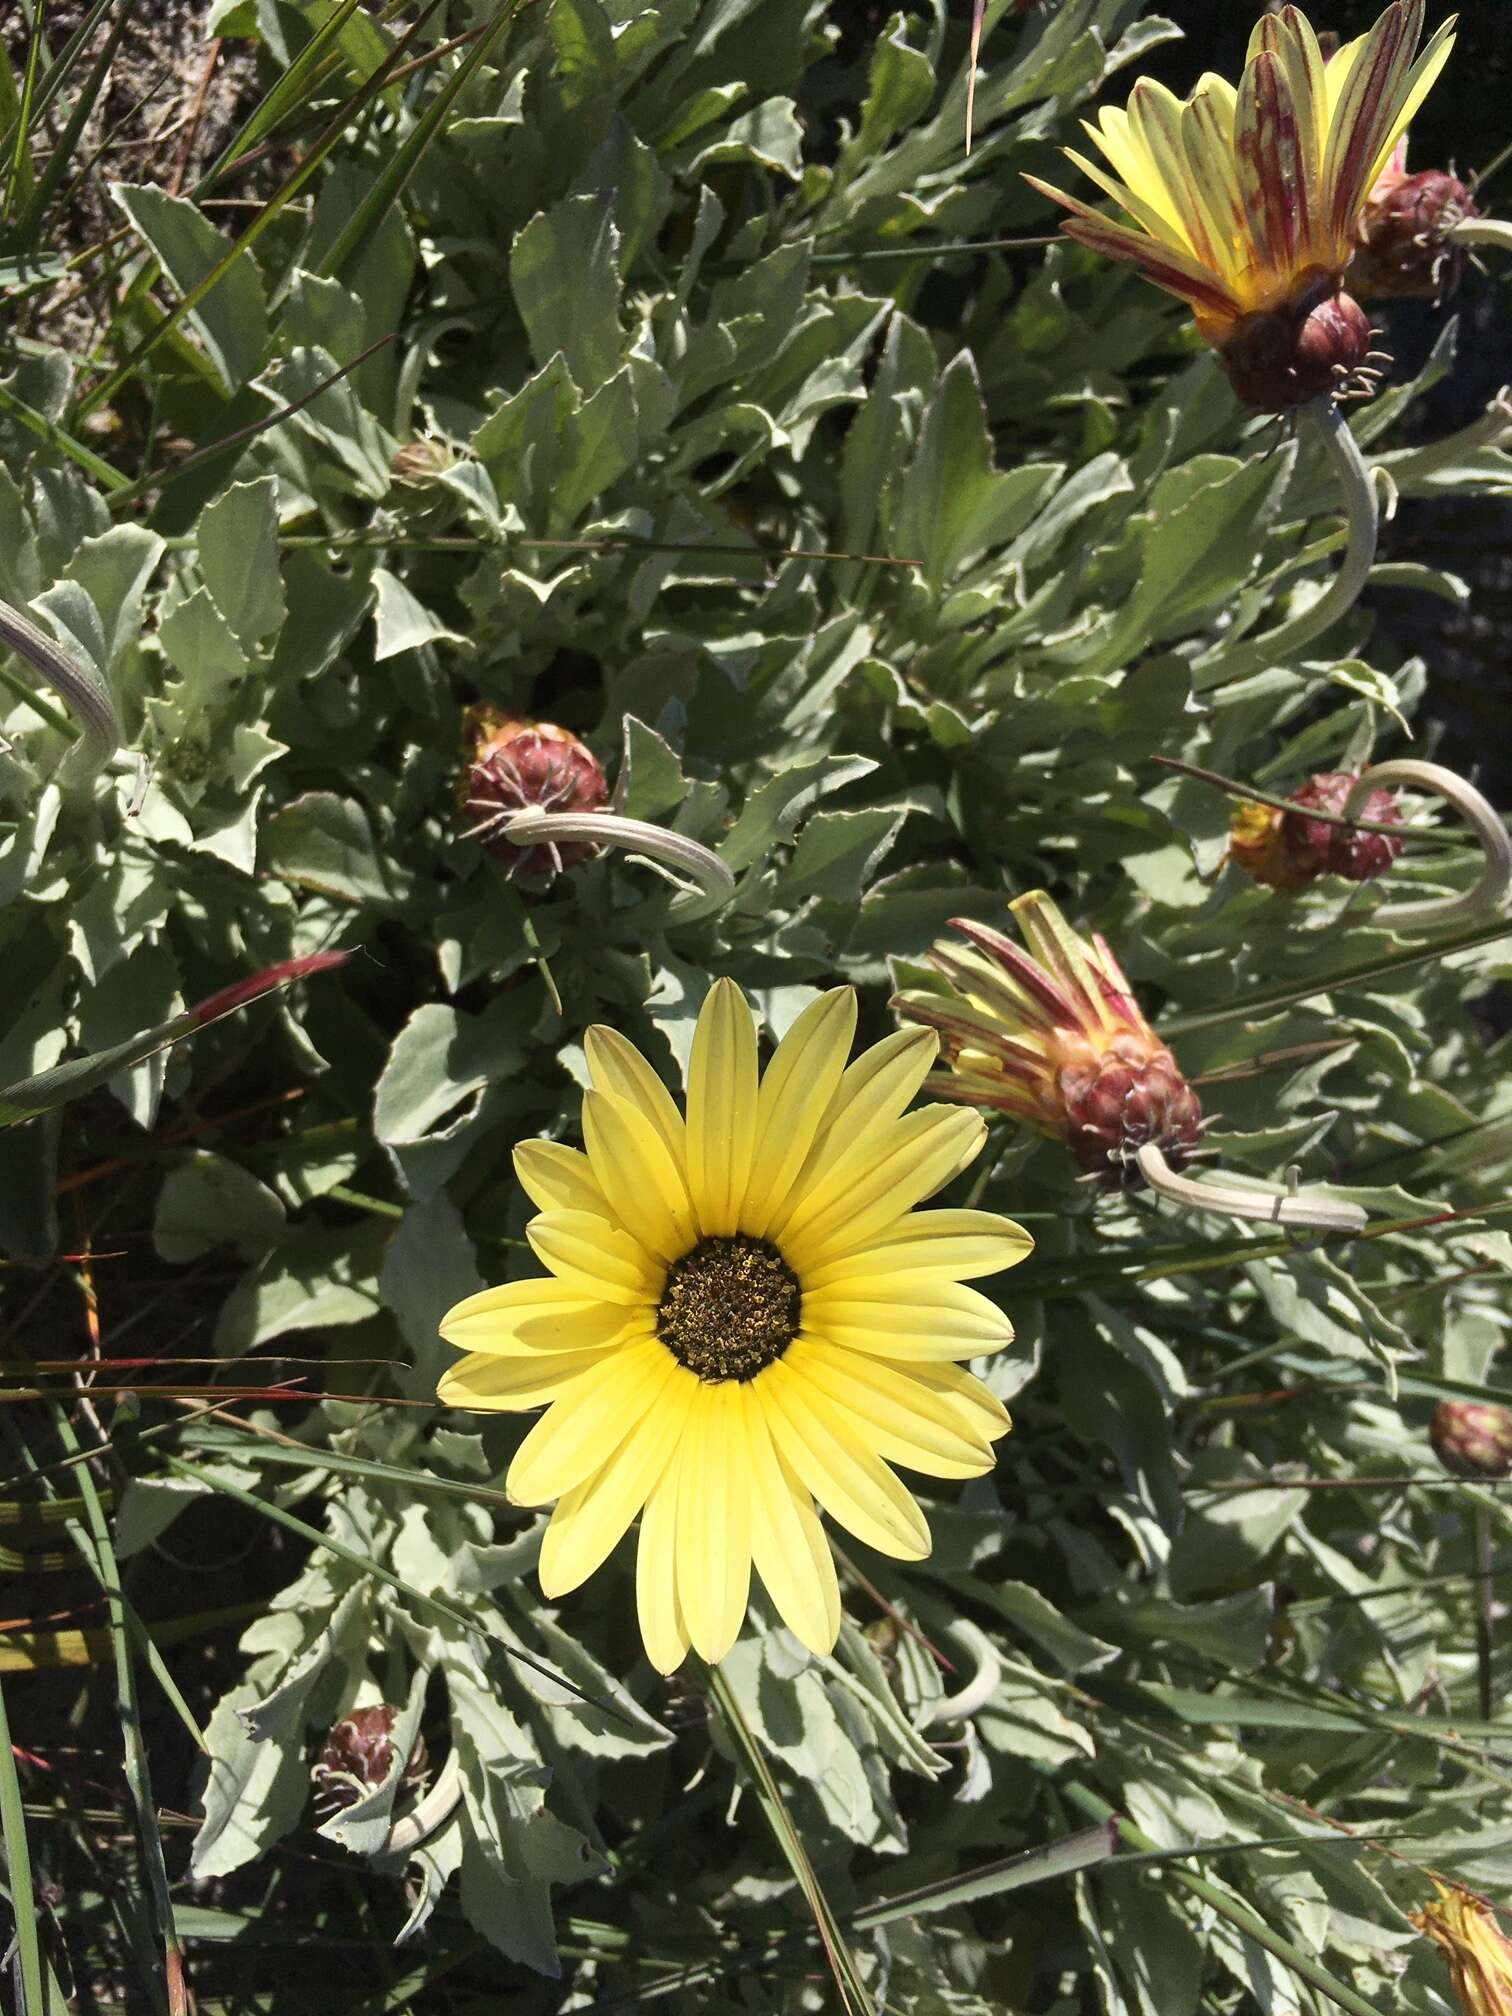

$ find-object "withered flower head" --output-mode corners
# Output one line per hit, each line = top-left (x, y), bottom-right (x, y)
(311, 1704), (428, 1814)
(1430, 1399), (1512, 1480)
(463, 708), (609, 882)
(891, 891), (1202, 1187)
(1414, 1882), (1512, 2016)
(1229, 771), (1405, 892)
(1351, 137), (1479, 300)
(1025, 2), (1457, 408)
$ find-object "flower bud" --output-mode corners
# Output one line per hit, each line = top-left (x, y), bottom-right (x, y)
(1430, 1399), (1512, 1480)
(893, 892), (1203, 1188)
(1229, 772), (1405, 893)
(311, 1704), (426, 1813)
(463, 708), (609, 882)
(1219, 275), (1374, 411)
(1414, 1881), (1512, 2016)
(1351, 140), (1478, 302)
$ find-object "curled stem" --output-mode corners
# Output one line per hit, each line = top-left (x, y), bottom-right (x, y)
(0, 596), (120, 786)
(1133, 1143), (1368, 1234)
(924, 1619), (1002, 1728)
(502, 810), (736, 911)
(383, 1748), (463, 1857)
(1345, 760), (1512, 932)
(1450, 217), (1512, 256)
(1197, 396), (1378, 690)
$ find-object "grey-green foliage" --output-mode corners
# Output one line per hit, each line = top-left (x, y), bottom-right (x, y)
(4, 0), (1512, 2005)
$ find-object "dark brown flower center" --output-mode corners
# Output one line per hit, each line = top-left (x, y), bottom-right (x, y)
(656, 1235), (801, 1384)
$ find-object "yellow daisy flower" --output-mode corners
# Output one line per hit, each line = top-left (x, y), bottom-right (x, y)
(1414, 1882), (1512, 2016)
(437, 981), (1031, 1674)
(1025, 0), (1456, 407)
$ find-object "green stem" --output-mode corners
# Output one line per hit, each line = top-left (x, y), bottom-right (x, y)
(1063, 1785), (1389, 2016)
(0, 1670), (45, 2015)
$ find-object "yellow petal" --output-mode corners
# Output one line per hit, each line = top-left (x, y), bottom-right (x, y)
(686, 978), (758, 1238)
(758, 1357), (930, 1560)
(801, 1208), (1034, 1289)
(527, 1208), (662, 1307)
(507, 1336), (675, 1505)
(514, 1140), (611, 1218)
(675, 1384), (752, 1663)
(814, 1027), (938, 1163)
(636, 1459), (690, 1674)
(583, 1025), (689, 1179)
(745, 1392), (841, 1657)
(582, 1089), (696, 1264)
(778, 1107), (987, 1271)
(438, 1346), (608, 1412)
(538, 1368), (697, 1597)
(739, 989), (856, 1237)
(785, 1337), (1005, 1480)
(439, 1275), (600, 1349)
(804, 1278), (1014, 1363)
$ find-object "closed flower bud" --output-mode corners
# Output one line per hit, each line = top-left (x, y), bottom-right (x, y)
(1219, 276), (1375, 412)
(1430, 1399), (1512, 1480)
(892, 892), (1202, 1187)
(1230, 771), (1405, 892)
(312, 1704), (427, 1814)
(463, 708), (609, 882)
(1352, 139), (1478, 302)
(1414, 1882), (1512, 2016)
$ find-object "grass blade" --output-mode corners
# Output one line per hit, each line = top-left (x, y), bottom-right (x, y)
(0, 1668), (45, 2015)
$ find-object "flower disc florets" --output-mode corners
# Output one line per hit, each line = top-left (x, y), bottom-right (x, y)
(463, 708), (609, 881)
(892, 892), (1203, 1189)
(1352, 139), (1478, 300)
(1230, 771), (1405, 891)
(656, 1235), (800, 1383)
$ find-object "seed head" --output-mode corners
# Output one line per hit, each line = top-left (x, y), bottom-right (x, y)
(463, 708), (609, 882)
(1352, 140), (1478, 302)
(1219, 276), (1376, 412)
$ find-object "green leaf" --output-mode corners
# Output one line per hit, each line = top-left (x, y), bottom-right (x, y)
(510, 193), (623, 392)
(112, 182), (270, 392)
(154, 1150), (288, 1263)
(196, 477), (285, 649)
(260, 791), (410, 906)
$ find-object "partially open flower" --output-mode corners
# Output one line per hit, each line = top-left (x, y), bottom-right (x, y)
(891, 892), (1202, 1187)
(1430, 1399), (1512, 1480)
(1025, 1), (1457, 409)
(1413, 1882), (1512, 2015)
(1229, 771), (1405, 892)
(1351, 137), (1478, 300)
(463, 709), (609, 882)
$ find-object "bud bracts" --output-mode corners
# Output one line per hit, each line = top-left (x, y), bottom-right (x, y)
(463, 709), (609, 882)
(1230, 772), (1405, 892)
(893, 892), (1202, 1187)
(1430, 1399), (1512, 1481)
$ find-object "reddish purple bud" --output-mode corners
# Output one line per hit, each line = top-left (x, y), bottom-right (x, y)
(1058, 1032), (1204, 1182)
(1353, 158), (1478, 303)
(1430, 1400), (1512, 1480)
(191, 951), (351, 1027)
(463, 709), (609, 882)
(311, 1705), (428, 1815)
(1231, 772), (1405, 892)
(1220, 277), (1374, 412)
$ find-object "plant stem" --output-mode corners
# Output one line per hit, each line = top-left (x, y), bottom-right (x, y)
(1196, 396), (1379, 690)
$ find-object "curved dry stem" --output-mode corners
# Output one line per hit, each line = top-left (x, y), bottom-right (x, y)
(1346, 760), (1512, 932)
(1197, 396), (1379, 690)
(384, 1748), (463, 1857)
(501, 810), (736, 911)
(924, 1619), (1002, 1728)
(1450, 217), (1512, 256)
(1133, 1143), (1368, 1234)
(0, 596), (119, 785)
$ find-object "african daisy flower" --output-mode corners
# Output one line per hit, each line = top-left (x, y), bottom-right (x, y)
(1413, 1883), (1512, 2016)
(1025, 0), (1456, 409)
(438, 981), (1031, 1674)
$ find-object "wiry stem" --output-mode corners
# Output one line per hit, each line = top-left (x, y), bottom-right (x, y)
(1133, 1143), (1368, 1234)
(1196, 396), (1378, 691)
(1345, 760), (1512, 932)
(0, 595), (119, 785)
(502, 810), (736, 911)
